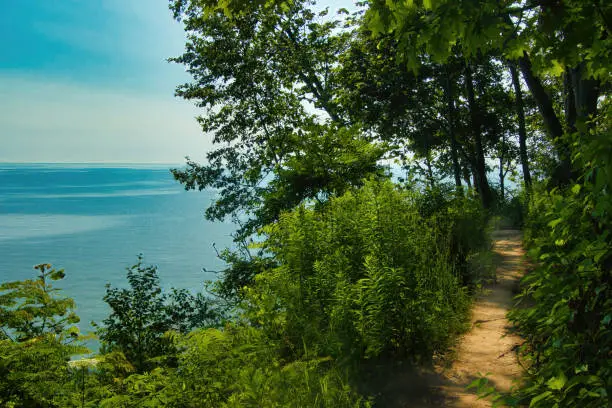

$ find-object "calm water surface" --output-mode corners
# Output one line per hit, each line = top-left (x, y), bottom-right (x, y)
(0, 164), (235, 340)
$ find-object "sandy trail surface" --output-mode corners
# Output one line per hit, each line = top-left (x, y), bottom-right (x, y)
(370, 229), (525, 407)
(438, 229), (524, 407)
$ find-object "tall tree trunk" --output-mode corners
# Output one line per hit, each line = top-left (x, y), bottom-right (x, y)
(444, 67), (462, 189)
(499, 132), (506, 202)
(518, 54), (564, 140)
(509, 61), (532, 188)
(458, 146), (474, 188)
(570, 62), (600, 126)
(518, 53), (572, 184)
(499, 157), (505, 202)
(564, 68), (577, 131)
(425, 153), (435, 189)
(464, 63), (492, 209)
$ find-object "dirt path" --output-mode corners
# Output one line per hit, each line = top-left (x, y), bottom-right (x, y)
(369, 229), (525, 407)
(437, 229), (525, 407)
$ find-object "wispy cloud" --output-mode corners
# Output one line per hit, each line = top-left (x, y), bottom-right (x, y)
(0, 0), (210, 163)
(0, 75), (209, 163)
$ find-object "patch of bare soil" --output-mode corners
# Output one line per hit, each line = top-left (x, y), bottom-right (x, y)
(367, 229), (525, 407)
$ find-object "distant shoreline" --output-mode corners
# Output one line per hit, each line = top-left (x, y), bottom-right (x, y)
(0, 162), (183, 169)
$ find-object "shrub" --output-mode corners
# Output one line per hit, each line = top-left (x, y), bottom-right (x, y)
(99, 256), (216, 373)
(508, 183), (612, 407)
(508, 108), (612, 407)
(96, 325), (369, 408)
(246, 180), (480, 363)
(0, 264), (89, 407)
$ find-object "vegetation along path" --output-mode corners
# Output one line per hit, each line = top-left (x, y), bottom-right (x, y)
(382, 229), (526, 407)
(438, 229), (525, 406)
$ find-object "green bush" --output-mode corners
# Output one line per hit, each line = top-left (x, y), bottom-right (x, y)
(93, 325), (368, 408)
(508, 108), (612, 407)
(0, 183), (489, 407)
(0, 264), (89, 407)
(99, 256), (217, 373)
(247, 180), (481, 363)
(508, 185), (612, 407)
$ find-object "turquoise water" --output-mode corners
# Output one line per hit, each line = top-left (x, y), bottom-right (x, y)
(0, 164), (235, 339)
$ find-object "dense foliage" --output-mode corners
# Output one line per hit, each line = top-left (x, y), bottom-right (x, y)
(2, 0), (609, 406)
(0, 264), (88, 407)
(506, 103), (612, 407)
(248, 181), (483, 362)
(99, 256), (216, 373)
(0, 184), (488, 406)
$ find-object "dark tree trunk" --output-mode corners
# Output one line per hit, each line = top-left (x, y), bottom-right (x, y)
(464, 63), (492, 209)
(570, 63), (599, 125)
(518, 55), (564, 140)
(444, 67), (462, 189)
(425, 153), (435, 189)
(458, 145), (474, 189)
(518, 53), (572, 184)
(509, 61), (532, 188)
(499, 132), (506, 202)
(499, 160), (505, 202)
(564, 69), (577, 131)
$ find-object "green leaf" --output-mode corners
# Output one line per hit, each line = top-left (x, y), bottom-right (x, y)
(368, 11), (385, 34)
(574, 364), (589, 374)
(547, 373), (567, 390)
(548, 60), (565, 77)
(529, 390), (552, 406)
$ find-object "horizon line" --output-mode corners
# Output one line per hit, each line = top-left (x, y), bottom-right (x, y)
(0, 161), (187, 168)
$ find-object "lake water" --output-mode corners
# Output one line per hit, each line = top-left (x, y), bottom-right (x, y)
(0, 164), (235, 341)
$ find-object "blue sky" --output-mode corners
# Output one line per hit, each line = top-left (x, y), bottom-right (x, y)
(0, 0), (355, 163)
(0, 0), (204, 163)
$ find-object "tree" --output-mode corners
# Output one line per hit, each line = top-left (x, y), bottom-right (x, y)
(99, 256), (215, 373)
(336, 30), (449, 186)
(0, 264), (88, 407)
(365, 0), (610, 184)
(509, 60), (531, 188)
(337, 25), (519, 206)
(169, 0), (385, 240)
(463, 61), (493, 207)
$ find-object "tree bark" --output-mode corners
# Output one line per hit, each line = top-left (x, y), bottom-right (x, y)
(499, 131), (506, 202)
(425, 153), (435, 189)
(464, 63), (493, 209)
(444, 67), (463, 189)
(463, 165), (472, 189)
(564, 68), (577, 131)
(509, 61), (532, 188)
(570, 63), (599, 125)
(499, 156), (505, 202)
(518, 54), (563, 139)
(518, 53), (572, 184)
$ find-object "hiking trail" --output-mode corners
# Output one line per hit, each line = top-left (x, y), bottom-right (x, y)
(371, 229), (525, 407)
(438, 229), (525, 407)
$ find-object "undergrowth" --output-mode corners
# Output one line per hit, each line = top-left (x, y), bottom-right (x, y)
(1, 180), (490, 407)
